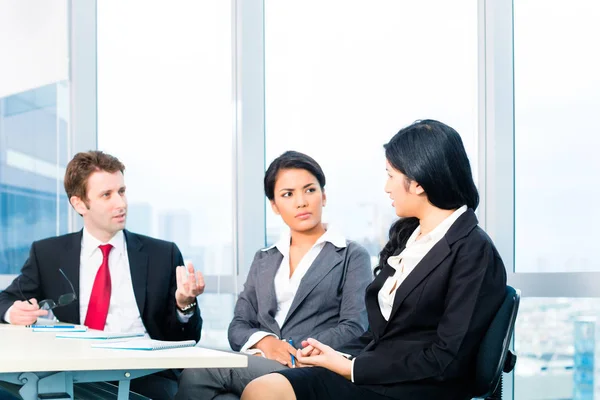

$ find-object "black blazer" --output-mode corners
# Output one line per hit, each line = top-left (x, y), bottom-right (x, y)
(0, 230), (202, 342)
(339, 210), (507, 399)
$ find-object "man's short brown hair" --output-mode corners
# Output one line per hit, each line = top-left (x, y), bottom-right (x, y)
(64, 151), (125, 204)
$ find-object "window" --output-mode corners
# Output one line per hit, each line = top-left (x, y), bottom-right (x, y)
(514, 0), (600, 273)
(515, 298), (600, 399)
(485, 1), (600, 398)
(265, 0), (478, 262)
(0, 2), (69, 284)
(97, 1), (234, 349)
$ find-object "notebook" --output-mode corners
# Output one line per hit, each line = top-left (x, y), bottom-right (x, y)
(33, 325), (88, 333)
(56, 331), (145, 340)
(92, 339), (197, 351)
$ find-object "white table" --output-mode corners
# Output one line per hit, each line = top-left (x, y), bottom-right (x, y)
(0, 325), (247, 399)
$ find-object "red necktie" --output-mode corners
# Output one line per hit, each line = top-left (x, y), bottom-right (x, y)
(85, 244), (113, 330)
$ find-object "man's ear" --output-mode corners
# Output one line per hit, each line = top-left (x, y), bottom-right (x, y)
(270, 200), (280, 215)
(70, 196), (88, 215)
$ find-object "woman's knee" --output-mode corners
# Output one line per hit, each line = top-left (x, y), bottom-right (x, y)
(241, 373), (295, 400)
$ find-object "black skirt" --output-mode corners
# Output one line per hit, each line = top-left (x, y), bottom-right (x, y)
(276, 367), (393, 400)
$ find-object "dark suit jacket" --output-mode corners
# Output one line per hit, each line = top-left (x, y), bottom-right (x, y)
(0, 230), (202, 342)
(339, 210), (507, 400)
(228, 241), (372, 351)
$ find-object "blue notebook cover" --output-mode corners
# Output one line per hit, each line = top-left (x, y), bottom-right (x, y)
(32, 325), (88, 333)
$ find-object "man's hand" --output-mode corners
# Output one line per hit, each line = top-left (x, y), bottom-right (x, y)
(175, 262), (205, 309)
(8, 299), (48, 325)
(253, 336), (296, 368)
(295, 338), (352, 379)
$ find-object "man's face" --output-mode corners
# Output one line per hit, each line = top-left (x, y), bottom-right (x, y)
(72, 170), (127, 240)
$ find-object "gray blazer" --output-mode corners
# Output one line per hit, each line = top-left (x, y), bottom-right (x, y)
(228, 241), (372, 351)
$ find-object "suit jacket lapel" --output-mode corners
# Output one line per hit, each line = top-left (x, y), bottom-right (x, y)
(367, 247), (402, 330)
(366, 264), (394, 339)
(282, 243), (342, 327)
(124, 231), (148, 317)
(387, 236), (451, 324)
(255, 250), (282, 336)
(60, 230), (83, 323)
(386, 209), (479, 323)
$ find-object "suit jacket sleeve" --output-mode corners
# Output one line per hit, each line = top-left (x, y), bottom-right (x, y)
(228, 250), (265, 351)
(353, 236), (506, 385)
(0, 242), (44, 321)
(310, 243), (372, 349)
(337, 327), (375, 357)
(162, 243), (202, 342)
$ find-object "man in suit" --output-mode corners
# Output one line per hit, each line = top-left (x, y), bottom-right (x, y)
(0, 150), (204, 399)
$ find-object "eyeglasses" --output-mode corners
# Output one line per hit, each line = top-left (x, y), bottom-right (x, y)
(17, 269), (77, 311)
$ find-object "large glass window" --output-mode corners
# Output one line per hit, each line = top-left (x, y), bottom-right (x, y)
(97, 2), (234, 349)
(0, 2), (70, 285)
(510, 1), (600, 399)
(515, 298), (600, 399)
(264, 0), (478, 262)
(514, 0), (600, 273)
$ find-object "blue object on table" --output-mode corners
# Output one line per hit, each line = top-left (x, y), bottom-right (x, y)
(31, 325), (76, 329)
(288, 338), (296, 367)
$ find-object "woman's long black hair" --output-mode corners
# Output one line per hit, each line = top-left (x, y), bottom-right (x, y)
(375, 119), (479, 275)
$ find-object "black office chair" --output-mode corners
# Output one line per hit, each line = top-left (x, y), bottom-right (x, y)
(471, 286), (521, 399)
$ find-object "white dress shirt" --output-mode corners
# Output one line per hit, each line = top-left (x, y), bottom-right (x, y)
(79, 229), (191, 333)
(240, 226), (347, 355)
(79, 229), (148, 334)
(351, 205), (467, 382)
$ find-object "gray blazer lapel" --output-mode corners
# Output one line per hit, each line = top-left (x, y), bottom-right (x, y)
(255, 250), (283, 336)
(282, 243), (342, 327)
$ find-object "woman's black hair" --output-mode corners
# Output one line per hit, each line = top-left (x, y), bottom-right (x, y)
(264, 151), (326, 200)
(375, 119), (479, 275)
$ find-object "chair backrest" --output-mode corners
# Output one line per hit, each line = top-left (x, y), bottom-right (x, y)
(471, 286), (521, 398)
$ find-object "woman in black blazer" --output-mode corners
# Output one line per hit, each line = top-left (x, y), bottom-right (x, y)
(241, 120), (507, 400)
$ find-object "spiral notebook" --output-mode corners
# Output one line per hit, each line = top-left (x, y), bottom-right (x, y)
(56, 331), (145, 340)
(92, 339), (197, 351)
(32, 325), (88, 333)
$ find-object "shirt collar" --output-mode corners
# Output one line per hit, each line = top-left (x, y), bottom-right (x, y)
(426, 205), (468, 243)
(261, 224), (347, 258)
(387, 205), (468, 269)
(408, 205), (468, 247)
(81, 228), (126, 259)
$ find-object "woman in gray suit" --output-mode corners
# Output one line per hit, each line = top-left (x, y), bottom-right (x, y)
(175, 151), (372, 399)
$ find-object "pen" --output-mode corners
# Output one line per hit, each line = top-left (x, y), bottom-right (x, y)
(288, 338), (296, 367)
(31, 325), (76, 329)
